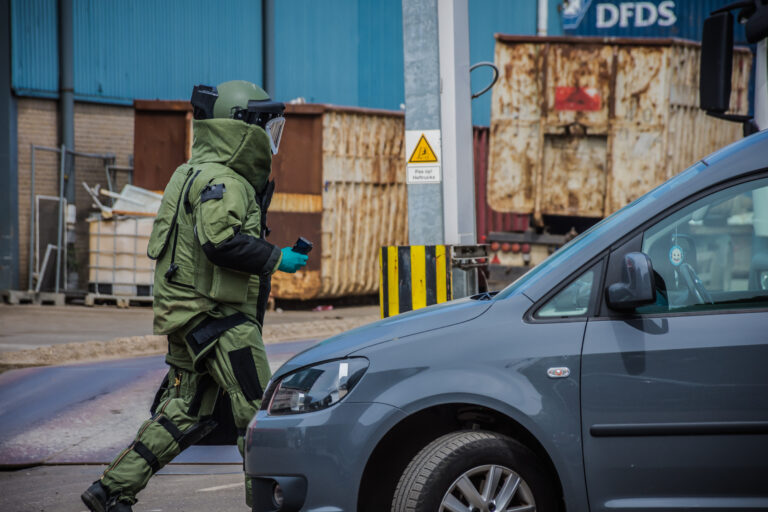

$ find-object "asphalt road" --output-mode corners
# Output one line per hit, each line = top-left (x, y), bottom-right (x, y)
(0, 339), (319, 512)
(0, 465), (250, 512)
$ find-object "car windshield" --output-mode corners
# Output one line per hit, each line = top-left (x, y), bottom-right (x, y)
(494, 161), (708, 300)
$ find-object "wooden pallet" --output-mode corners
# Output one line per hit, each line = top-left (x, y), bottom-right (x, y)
(84, 293), (153, 308)
(1, 290), (66, 306)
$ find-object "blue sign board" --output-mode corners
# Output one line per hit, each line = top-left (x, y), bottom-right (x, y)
(563, 0), (750, 44)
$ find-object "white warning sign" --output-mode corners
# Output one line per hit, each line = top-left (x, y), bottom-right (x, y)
(406, 130), (441, 184)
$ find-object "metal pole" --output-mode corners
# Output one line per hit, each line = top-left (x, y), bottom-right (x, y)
(0, 0), (18, 292)
(402, 0), (444, 245)
(537, 0), (548, 36)
(438, 0), (476, 245)
(59, 0), (75, 204)
(28, 145), (35, 291)
(58, 0), (73, 295)
(29, 145), (112, 159)
(55, 144), (66, 294)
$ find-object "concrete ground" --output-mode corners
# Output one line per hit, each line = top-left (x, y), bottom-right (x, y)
(0, 303), (380, 510)
(0, 346), (316, 512)
(0, 464), (249, 512)
(0, 303), (379, 352)
(0, 352), (305, 467)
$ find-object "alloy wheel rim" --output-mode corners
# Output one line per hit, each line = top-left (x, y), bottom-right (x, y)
(439, 464), (536, 512)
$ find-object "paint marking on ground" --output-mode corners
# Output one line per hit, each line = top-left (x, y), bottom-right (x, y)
(196, 482), (244, 492)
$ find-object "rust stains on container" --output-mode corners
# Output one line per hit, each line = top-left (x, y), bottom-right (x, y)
(269, 193), (323, 213)
(270, 104), (407, 300)
(132, 101), (408, 300)
(488, 36), (751, 222)
(473, 126), (529, 242)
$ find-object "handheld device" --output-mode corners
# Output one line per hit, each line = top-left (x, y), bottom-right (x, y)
(292, 237), (313, 255)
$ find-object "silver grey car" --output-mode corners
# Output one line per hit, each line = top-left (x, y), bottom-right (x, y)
(245, 130), (768, 512)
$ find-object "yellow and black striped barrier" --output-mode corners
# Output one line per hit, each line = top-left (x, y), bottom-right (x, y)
(379, 245), (452, 318)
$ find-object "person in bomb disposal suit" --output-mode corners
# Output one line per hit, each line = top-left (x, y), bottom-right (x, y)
(81, 80), (309, 511)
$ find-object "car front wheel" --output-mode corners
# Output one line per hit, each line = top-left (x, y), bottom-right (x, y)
(391, 431), (558, 512)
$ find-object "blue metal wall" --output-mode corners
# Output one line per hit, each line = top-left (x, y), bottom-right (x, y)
(272, 0), (404, 110)
(272, 0), (563, 125)
(11, 0), (58, 98)
(11, 0), (558, 124)
(12, 0), (263, 104)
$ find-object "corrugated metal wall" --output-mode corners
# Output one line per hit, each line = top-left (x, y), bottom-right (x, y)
(11, 0), (263, 103)
(11, 0), (58, 97)
(11, 0), (561, 125)
(74, 0), (262, 103)
(469, 0), (564, 126)
(357, 0), (406, 110)
(487, 37), (750, 219)
(272, 0), (404, 111)
(271, 0), (564, 125)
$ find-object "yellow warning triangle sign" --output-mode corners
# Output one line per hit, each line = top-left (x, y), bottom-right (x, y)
(408, 134), (438, 163)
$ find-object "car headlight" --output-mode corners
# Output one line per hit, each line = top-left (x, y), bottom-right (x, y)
(263, 358), (369, 415)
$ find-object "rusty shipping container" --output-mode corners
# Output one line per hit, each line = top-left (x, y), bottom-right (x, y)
(473, 126), (529, 243)
(269, 104), (408, 299)
(133, 100), (193, 191)
(488, 35), (752, 222)
(132, 102), (408, 300)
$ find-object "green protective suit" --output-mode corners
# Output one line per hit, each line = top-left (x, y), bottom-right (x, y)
(99, 118), (281, 507)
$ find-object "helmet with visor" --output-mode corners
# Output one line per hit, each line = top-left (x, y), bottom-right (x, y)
(191, 80), (286, 154)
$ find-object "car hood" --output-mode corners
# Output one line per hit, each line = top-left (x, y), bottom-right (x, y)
(272, 297), (494, 379)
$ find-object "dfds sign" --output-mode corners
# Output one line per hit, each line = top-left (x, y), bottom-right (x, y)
(595, 2), (676, 29)
(563, 0), (752, 44)
(564, 0), (677, 32)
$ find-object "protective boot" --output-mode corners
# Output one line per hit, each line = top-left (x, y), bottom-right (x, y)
(107, 500), (133, 512)
(81, 481), (109, 512)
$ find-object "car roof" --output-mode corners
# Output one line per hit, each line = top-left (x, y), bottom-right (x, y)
(518, 129), (768, 302)
(703, 128), (768, 174)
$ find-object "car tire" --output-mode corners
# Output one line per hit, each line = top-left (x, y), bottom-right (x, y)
(391, 430), (558, 512)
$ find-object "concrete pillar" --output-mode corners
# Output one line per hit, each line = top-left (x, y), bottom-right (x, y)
(402, 0), (444, 245)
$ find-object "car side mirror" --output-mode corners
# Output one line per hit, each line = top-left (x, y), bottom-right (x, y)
(699, 8), (755, 135)
(700, 11), (734, 114)
(606, 252), (657, 311)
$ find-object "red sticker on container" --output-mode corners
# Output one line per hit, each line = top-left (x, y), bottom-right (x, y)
(555, 86), (601, 111)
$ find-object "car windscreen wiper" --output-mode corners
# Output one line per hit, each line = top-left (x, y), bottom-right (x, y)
(471, 291), (499, 300)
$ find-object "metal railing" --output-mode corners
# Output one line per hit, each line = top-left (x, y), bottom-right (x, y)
(27, 144), (116, 294)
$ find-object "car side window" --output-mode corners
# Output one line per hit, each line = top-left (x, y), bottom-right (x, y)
(536, 267), (596, 319)
(639, 177), (768, 314)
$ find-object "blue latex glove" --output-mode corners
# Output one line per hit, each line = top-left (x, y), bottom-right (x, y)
(278, 247), (309, 273)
